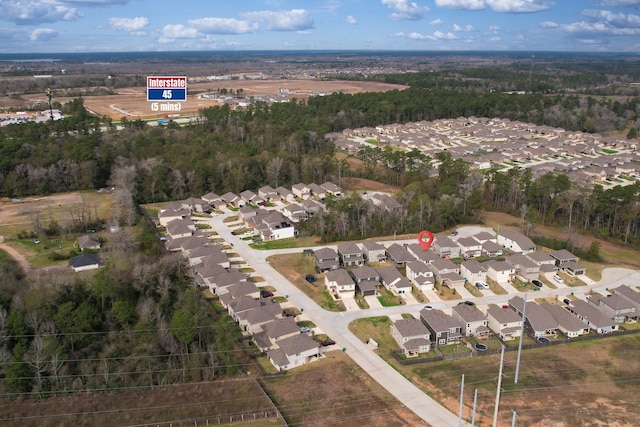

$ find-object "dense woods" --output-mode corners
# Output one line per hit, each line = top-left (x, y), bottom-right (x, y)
(0, 221), (244, 398)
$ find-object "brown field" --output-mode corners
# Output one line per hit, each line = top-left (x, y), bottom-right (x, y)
(21, 80), (407, 120)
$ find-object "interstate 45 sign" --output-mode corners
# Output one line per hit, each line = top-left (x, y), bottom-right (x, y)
(147, 76), (187, 101)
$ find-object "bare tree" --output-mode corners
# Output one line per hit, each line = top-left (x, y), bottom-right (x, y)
(27, 335), (47, 396)
(266, 157), (284, 188)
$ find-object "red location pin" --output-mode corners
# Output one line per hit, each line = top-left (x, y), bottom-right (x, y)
(418, 230), (434, 251)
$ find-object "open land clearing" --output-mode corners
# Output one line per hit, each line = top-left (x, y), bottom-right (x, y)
(19, 80), (408, 121)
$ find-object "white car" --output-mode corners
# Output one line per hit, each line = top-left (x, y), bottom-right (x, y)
(475, 281), (490, 290)
(553, 274), (564, 284)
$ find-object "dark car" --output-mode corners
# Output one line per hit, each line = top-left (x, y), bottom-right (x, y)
(563, 298), (571, 305)
(260, 290), (273, 298)
(532, 279), (543, 287)
(321, 339), (336, 346)
(458, 301), (475, 307)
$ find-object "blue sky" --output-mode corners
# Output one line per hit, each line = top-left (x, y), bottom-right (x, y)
(2, 0), (640, 53)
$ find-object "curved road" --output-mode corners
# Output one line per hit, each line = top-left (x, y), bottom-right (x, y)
(206, 215), (639, 427)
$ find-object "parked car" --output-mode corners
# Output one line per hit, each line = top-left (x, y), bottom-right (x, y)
(475, 281), (489, 290)
(260, 290), (273, 298)
(532, 279), (544, 287)
(563, 298), (571, 305)
(553, 274), (564, 284)
(300, 326), (311, 333)
(423, 305), (434, 310)
(458, 301), (475, 307)
(502, 304), (510, 309)
(321, 339), (336, 346)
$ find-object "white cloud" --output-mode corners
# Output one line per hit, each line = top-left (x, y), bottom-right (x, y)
(582, 9), (640, 28)
(240, 9), (314, 31)
(108, 17), (149, 34)
(540, 21), (559, 28)
(594, 0), (640, 7)
(430, 18), (443, 24)
(433, 30), (457, 39)
(2, 0), (81, 25)
(297, 30), (313, 35)
(61, 0), (133, 4)
(346, 15), (358, 25)
(381, 0), (430, 20)
(452, 24), (474, 31)
(396, 30), (457, 40)
(489, 25), (500, 31)
(435, 0), (553, 13)
(189, 17), (258, 34)
(30, 28), (57, 41)
(435, 0), (485, 10)
(160, 24), (200, 42)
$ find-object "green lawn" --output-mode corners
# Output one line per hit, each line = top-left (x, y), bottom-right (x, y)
(377, 287), (404, 307)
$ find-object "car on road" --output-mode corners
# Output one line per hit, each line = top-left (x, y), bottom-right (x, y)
(450, 231), (458, 236)
(458, 301), (475, 307)
(531, 279), (544, 287)
(553, 274), (564, 284)
(423, 305), (434, 310)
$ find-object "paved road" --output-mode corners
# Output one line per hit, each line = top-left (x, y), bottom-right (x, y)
(205, 214), (640, 427)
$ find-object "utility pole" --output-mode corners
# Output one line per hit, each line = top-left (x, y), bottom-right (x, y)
(515, 293), (527, 384)
(493, 345), (505, 427)
(458, 374), (465, 427)
(46, 88), (53, 120)
(471, 388), (478, 426)
(511, 409), (517, 427)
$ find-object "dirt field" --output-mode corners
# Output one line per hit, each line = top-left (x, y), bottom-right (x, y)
(22, 80), (407, 120)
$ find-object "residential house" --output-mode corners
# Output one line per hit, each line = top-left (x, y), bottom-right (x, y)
(452, 304), (491, 338)
(428, 258), (465, 289)
(267, 334), (320, 371)
(460, 260), (487, 285)
(252, 210), (295, 241)
(337, 242), (365, 267)
(613, 285), (640, 311)
(77, 235), (101, 251)
(221, 192), (245, 208)
(69, 253), (101, 272)
(362, 240), (387, 263)
(386, 243), (414, 267)
(589, 294), (638, 323)
(325, 268), (356, 298)
(550, 249), (586, 275)
(486, 306), (522, 341)
(370, 193), (402, 212)
(405, 261), (435, 292)
(567, 299), (620, 334)
(275, 186), (296, 203)
(483, 259), (515, 284)
(432, 236), (461, 259)
(391, 318), (431, 357)
(350, 266), (380, 296)
(457, 236), (483, 259)
(509, 296), (558, 338)
(252, 316), (299, 351)
(307, 183), (327, 200)
(301, 199), (323, 216)
(165, 218), (195, 239)
(376, 266), (413, 294)
(406, 243), (440, 264)
(258, 185), (280, 203)
(240, 190), (264, 206)
(237, 302), (283, 334)
(472, 231), (497, 244)
(291, 183), (311, 200)
(158, 202), (190, 226)
(187, 245), (223, 266)
(226, 296), (261, 320)
(282, 203), (308, 222)
(321, 181), (342, 197)
(182, 196), (209, 213)
(506, 253), (540, 281)
(497, 230), (536, 254)
(238, 206), (258, 223)
(482, 240), (504, 257)
(314, 247), (340, 272)
(526, 251), (558, 273)
(201, 193), (226, 211)
(419, 309), (463, 346)
(540, 302), (589, 338)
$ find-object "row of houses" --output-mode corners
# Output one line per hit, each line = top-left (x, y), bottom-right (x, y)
(327, 116), (639, 187)
(313, 230), (586, 299)
(158, 202), (324, 371)
(392, 284), (640, 358)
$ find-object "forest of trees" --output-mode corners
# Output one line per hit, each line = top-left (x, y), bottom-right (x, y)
(0, 219), (244, 398)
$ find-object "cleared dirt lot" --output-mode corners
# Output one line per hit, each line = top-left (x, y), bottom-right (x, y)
(22, 80), (407, 120)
